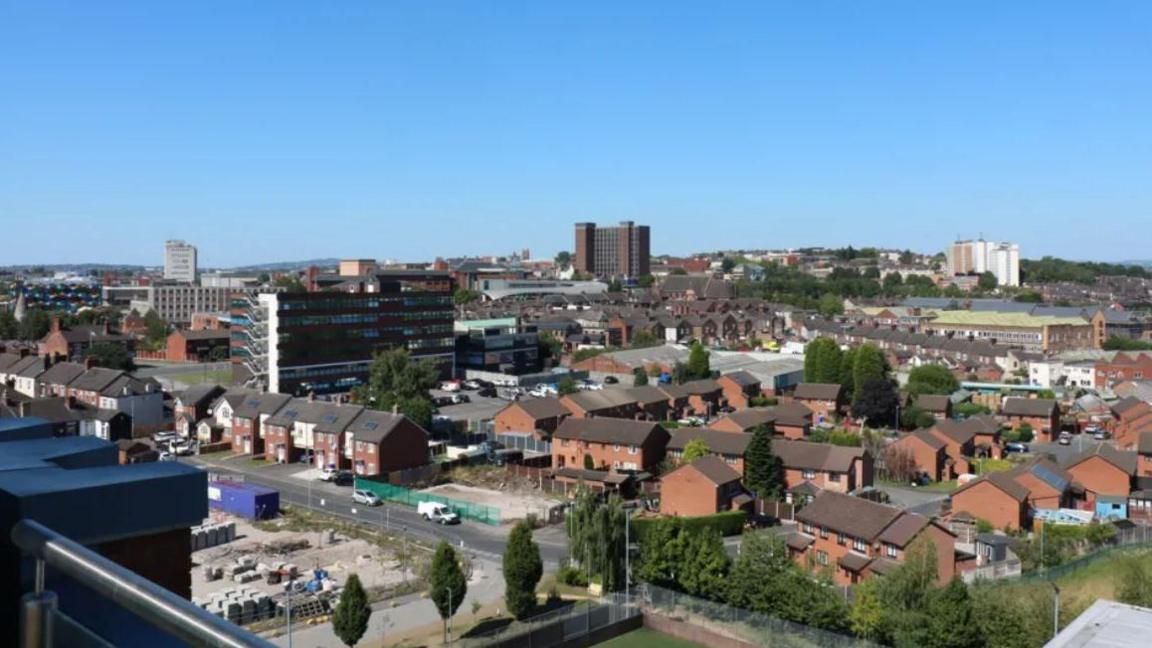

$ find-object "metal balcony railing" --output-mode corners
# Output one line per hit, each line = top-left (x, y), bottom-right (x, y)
(13, 519), (273, 648)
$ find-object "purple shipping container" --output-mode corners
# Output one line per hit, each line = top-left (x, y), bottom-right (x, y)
(207, 481), (280, 519)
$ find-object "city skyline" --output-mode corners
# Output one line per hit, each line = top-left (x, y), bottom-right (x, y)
(4, 3), (1151, 266)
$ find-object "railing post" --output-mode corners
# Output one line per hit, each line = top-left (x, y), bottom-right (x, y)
(21, 560), (56, 648)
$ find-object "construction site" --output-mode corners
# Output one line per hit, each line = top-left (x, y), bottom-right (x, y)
(189, 510), (429, 629)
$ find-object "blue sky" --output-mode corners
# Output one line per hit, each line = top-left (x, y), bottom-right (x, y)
(2, 2), (1150, 267)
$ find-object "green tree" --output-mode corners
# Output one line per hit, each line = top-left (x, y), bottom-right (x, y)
(838, 346), (857, 401)
(583, 453), (596, 470)
(1114, 554), (1152, 607)
(86, 343), (136, 371)
(637, 274), (656, 288)
(538, 333), (563, 365)
(429, 541), (467, 643)
(607, 278), (623, 292)
(685, 342), (710, 380)
(1014, 290), (1043, 303)
(744, 424), (784, 499)
(332, 573), (372, 647)
(635, 517), (688, 588)
(853, 378), (899, 427)
(727, 533), (848, 631)
(803, 337), (842, 384)
(564, 488), (627, 591)
(681, 438), (710, 462)
(907, 364), (959, 396)
(557, 377), (578, 395)
(143, 310), (169, 348)
(453, 288), (481, 305)
(917, 578), (983, 648)
(977, 271), (998, 291)
(817, 293), (844, 317)
(0, 311), (17, 339)
(972, 585), (1055, 648)
(504, 521), (543, 619)
(720, 257), (736, 273)
(350, 348), (440, 429)
(554, 250), (572, 266)
(901, 406), (937, 430)
(632, 367), (648, 386)
(851, 343), (888, 396)
(19, 309), (51, 341)
(630, 330), (661, 348)
(274, 274), (308, 293)
(678, 529), (731, 600)
(849, 578), (887, 640)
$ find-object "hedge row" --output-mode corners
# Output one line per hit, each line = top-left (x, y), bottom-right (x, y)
(632, 510), (746, 542)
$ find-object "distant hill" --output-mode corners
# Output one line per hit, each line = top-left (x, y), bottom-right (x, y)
(1119, 260), (1152, 268)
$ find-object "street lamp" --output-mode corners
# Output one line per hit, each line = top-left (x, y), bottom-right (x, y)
(1050, 581), (1061, 640)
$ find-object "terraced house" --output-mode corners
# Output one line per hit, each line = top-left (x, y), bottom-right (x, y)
(788, 491), (957, 586)
(551, 418), (669, 471)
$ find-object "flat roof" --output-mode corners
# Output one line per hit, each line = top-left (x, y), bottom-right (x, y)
(1046, 599), (1152, 647)
(931, 310), (1087, 328)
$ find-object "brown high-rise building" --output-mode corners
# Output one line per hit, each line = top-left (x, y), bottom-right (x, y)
(572, 221), (650, 278)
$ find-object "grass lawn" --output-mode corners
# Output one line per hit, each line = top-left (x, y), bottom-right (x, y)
(921, 479), (958, 492)
(179, 368), (234, 386)
(594, 628), (706, 647)
(974, 458), (1014, 474)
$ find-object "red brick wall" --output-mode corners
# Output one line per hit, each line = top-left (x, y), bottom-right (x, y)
(1067, 456), (1132, 504)
(661, 467), (723, 516)
(951, 480), (1025, 531)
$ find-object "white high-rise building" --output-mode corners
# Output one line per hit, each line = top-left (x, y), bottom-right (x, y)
(946, 239), (1020, 287)
(164, 240), (198, 283)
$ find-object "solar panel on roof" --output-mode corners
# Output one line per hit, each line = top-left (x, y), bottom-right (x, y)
(322, 414), (338, 423)
(284, 409), (298, 418)
(1031, 464), (1069, 491)
(363, 421), (378, 430)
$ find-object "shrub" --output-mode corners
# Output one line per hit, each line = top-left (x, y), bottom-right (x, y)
(557, 565), (588, 587)
(632, 510), (746, 543)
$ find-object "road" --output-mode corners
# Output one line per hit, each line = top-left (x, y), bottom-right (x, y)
(187, 453), (571, 565)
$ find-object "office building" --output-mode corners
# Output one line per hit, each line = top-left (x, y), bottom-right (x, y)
(946, 239), (1020, 287)
(574, 221), (650, 278)
(231, 271), (455, 395)
(455, 317), (541, 375)
(163, 240), (198, 283)
(125, 284), (236, 325)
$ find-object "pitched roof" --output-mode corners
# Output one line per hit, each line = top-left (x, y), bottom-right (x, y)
(877, 513), (935, 547)
(506, 398), (571, 420)
(953, 470), (1030, 503)
(903, 429), (947, 451)
(772, 439), (865, 473)
(1065, 444), (1138, 476)
(178, 384), (227, 409)
(1111, 396), (1151, 417)
(915, 394), (952, 412)
(625, 385), (674, 405)
(233, 392), (293, 418)
(796, 491), (904, 540)
(1140, 432), (1152, 455)
(667, 427), (752, 456)
(794, 383), (844, 401)
(1002, 397), (1058, 417)
(1012, 457), (1073, 493)
(929, 419), (979, 445)
(561, 389), (638, 413)
(36, 362), (88, 387)
(68, 368), (126, 393)
(719, 371), (760, 387)
(345, 409), (420, 444)
(553, 418), (668, 446)
(672, 455), (742, 486)
(681, 379), (722, 395)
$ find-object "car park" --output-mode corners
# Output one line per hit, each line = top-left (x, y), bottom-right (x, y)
(352, 489), (382, 506)
(440, 381), (461, 392)
(332, 470), (355, 486)
(158, 451), (176, 462)
(462, 379), (482, 390)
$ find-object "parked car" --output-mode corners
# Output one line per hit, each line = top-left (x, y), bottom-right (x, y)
(172, 440), (196, 456)
(451, 394), (470, 404)
(462, 380), (482, 390)
(418, 501), (460, 524)
(477, 387), (497, 398)
(440, 381), (461, 392)
(318, 466), (339, 481)
(153, 431), (177, 444)
(432, 396), (455, 407)
(603, 376), (619, 384)
(1004, 442), (1030, 454)
(353, 489), (382, 507)
(158, 451), (176, 462)
(1058, 433), (1072, 446)
(1093, 429), (1109, 441)
(333, 470), (355, 486)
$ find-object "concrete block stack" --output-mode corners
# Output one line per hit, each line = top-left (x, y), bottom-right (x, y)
(190, 520), (237, 552)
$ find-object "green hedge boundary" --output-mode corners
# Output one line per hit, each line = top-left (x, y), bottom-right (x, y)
(632, 510), (746, 542)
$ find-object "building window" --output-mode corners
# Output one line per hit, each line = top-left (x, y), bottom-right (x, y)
(613, 444), (621, 451)
(628, 445), (638, 455)
(837, 532), (845, 545)
(885, 544), (897, 558)
(803, 522), (813, 534)
(819, 526), (828, 539)
(802, 469), (816, 480)
(828, 472), (841, 483)
(816, 551), (828, 566)
(853, 538), (868, 553)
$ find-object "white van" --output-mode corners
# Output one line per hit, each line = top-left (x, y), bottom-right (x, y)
(417, 501), (460, 525)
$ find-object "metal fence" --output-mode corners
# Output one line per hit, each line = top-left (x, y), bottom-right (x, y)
(642, 584), (881, 648)
(459, 593), (639, 648)
(354, 479), (501, 525)
(1011, 526), (1152, 585)
(961, 559), (1023, 583)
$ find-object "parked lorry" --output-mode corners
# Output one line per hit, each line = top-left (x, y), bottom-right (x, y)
(417, 501), (460, 525)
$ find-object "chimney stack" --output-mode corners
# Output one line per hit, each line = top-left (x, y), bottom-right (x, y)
(65, 396), (76, 410)
(84, 356), (97, 370)
(391, 404), (399, 415)
(50, 317), (61, 334)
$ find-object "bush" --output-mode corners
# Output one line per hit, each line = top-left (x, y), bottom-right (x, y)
(557, 565), (588, 587)
(1017, 422), (1034, 443)
(750, 395), (778, 407)
(976, 519), (994, 534)
(632, 510), (746, 543)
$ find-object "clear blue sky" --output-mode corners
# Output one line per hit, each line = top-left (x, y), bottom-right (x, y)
(2, 2), (1150, 267)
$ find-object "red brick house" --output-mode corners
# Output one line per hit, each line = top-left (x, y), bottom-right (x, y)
(773, 439), (873, 496)
(493, 398), (571, 438)
(1011, 458), (1075, 511)
(1139, 432), (1152, 479)
(1110, 397), (1152, 451)
(552, 418), (670, 472)
(1001, 398), (1060, 443)
(923, 419), (981, 476)
(950, 471), (1031, 531)
(666, 427), (751, 473)
(1064, 444), (1136, 507)
(791, 383), (845, 425)
(165, 329), (230, 362)
(230, 392), (292, 456)
(891, 430), (949, 482)
(680, 379), (724, 417)
(660, 456), (753, 517)
(626, 385), (677, 421)
(1094, 352), (1152, 389)
(787, 492), (957, 586)
(38, 318), (136, 362)
(347, 410), (430, 477)
(708, 404), (811, 439)
(716, 371), (762, 410)
(560, 390), (639, 419)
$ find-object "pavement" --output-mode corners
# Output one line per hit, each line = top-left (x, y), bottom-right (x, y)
(429, 389), (508, 422)
(186, 453), (571, 565)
